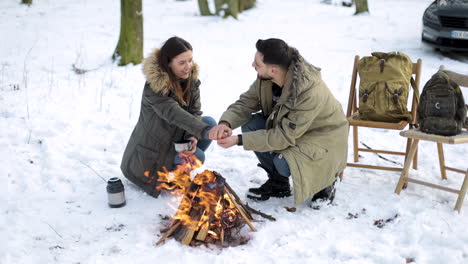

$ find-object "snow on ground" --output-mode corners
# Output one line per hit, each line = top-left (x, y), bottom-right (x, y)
(2, 0), (468, 263)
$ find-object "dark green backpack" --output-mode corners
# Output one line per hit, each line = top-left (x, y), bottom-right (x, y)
(417, 71), (466, 136)
(357, 52), (416, 122)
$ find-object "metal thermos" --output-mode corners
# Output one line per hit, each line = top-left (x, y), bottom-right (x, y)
(107, 177), (126, 208)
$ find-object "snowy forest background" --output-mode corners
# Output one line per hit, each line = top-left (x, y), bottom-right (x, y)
(2, 0), (468, 263)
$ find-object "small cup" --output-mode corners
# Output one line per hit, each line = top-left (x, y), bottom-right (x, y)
(174, 140), (193, 153)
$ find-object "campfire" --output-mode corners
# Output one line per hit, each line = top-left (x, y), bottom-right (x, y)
(151, 156), (257, 247)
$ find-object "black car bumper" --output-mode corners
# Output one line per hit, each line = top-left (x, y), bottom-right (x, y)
(422, 25), (468, 52)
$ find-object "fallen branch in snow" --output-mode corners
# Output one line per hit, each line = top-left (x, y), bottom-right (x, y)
(360, 142), (402, 166)
(43, 221), (63, 238)
(78, 160), (106, 182)
(245, 204), (276, 221)
(71, 63), (101, 75)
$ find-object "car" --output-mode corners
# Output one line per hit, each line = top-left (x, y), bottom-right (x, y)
(422, 0), (468, 52)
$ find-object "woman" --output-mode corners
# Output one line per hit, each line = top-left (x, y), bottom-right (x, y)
(120, 37), (216, 197)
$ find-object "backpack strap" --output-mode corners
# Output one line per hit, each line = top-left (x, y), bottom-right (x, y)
(410, 77), (419, 105)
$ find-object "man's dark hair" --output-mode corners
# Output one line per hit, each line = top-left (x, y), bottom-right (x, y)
(255, 38), (293, 69)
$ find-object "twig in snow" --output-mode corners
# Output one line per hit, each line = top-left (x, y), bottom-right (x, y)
(79, 160), (106, 182)
(43, 221), (63, 238)
(360, 142), (402, 166)
(245, 203), (276, 221)
(23, 38), (38, 121)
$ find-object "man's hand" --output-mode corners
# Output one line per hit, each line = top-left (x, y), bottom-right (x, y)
(208, 123), (232, 140)
(181, 137), (197, 156)
(217, 135), (239, 149)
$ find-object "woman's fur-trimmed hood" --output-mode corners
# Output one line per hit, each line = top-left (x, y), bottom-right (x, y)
(142, 49), (199, 95)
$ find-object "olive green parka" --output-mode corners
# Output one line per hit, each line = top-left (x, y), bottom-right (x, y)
(220, 52), (348, 205)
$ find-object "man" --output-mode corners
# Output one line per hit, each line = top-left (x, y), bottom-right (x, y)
(209, 38), (348, 206)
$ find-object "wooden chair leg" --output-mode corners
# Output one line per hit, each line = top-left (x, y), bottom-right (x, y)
(413, 147), (418, 170)
(405, 138), (418, 170)
(437, 143), (447, 180)
(395, 139), (420, 194)
(454, 170), (468, 212)
(353, 126), (359, 162)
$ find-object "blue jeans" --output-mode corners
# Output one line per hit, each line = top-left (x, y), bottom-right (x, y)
(174, 116), (216, 166)
(241, 113), (291, 177)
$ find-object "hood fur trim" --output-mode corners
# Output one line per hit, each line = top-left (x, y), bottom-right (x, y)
(142, 49), (199, 95)
(280, 48), (321, 105)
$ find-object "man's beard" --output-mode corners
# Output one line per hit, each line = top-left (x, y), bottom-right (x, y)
(257, 74), (273, 81)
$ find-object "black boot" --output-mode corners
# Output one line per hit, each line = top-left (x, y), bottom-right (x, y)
(247, 164), (291, 201)
(310, 180), (337, 209)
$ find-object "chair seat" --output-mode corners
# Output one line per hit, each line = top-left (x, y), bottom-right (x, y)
(400, 129), (468, 144)
(348, 111), (408, 130)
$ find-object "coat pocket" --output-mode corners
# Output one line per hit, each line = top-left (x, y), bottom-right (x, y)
(297, 143), (328, 161)
(128, 144), (160, 182)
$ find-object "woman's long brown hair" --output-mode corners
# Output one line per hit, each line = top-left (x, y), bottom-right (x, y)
(157, 37), (193, 105)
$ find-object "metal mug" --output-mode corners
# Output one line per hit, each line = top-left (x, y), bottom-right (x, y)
(174, 140), (193, 153)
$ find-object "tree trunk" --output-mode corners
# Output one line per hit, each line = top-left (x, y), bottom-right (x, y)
(214, 0), (224, 15)
(197, 0), (212, 16)
(354, 0), (369, 15)
(113, 0), (143, 66)
(21, 0), (32, 5)
(226, 0), (239, 19)
(239, 0), (255, 12)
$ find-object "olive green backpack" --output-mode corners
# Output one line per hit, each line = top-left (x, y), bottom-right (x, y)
(417, 70), (466, 136)
(357, 52), (417, 123)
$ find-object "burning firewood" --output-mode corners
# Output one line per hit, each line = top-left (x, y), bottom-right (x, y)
(156, 170), (256, 247)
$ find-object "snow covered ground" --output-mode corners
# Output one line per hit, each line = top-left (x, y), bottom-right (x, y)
(2, 0), (468, 263)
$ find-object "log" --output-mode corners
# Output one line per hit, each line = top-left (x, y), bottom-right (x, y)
(175, 204), (204, 245)
(245, 203), (276, 221)
(224, 181), (254, 220)
(195, 220), (210, 241)
(224, 186), (257, 232)
(156, 221), (181, 245)
(220, 228), (225, 245)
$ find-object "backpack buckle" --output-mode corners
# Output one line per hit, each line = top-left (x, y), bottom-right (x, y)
(392, 92), (399, 104)
(363, 91), (369, 103)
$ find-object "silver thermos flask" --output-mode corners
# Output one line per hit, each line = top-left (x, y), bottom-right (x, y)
(107, 177), (126, 208)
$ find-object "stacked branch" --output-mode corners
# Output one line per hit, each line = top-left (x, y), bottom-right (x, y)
(157, 171), (255, 247)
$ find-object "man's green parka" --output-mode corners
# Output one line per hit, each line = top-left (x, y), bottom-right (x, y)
(220, 53), (348, 205)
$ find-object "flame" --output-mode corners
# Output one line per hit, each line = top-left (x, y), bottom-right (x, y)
(146, 154), (203, 196)
(153, 155), (244, 243)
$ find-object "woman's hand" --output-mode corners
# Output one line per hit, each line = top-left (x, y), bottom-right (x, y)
(208, 123), (232, 140)
(181, 137), (197, 156)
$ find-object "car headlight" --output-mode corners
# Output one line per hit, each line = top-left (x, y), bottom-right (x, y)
(423, 3), (441, 27)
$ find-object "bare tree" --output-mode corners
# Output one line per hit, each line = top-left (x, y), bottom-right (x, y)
(239, 0), (255, 11)
(113, 0), (143, 66)
(199, 0), (256, 18)
(355, 0), (369, 15)
(198, 0), (212, 16)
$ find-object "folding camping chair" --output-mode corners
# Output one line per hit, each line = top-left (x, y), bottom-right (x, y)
(346, 55), (423, 173)
(395, 67), (468, 212)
